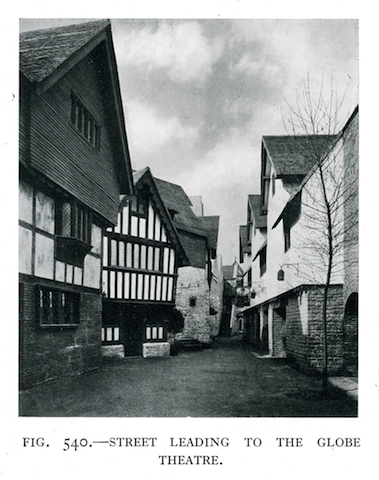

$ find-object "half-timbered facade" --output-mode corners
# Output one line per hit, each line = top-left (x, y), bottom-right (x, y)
(19, 20), (133, 389)
(102, 168), (189, 357)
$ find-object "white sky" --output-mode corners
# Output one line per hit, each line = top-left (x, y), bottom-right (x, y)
(19, 18), (359, 264)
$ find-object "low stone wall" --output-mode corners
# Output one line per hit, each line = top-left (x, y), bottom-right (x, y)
(142, 342), (171, 358)
(102, 345), (125, 358)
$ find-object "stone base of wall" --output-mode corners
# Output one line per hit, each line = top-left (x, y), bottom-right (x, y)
(285, 285), (344, 375)
(142, 342), (171, 358)
(19, 280), (102, 390)
(102, 345), (125, 358)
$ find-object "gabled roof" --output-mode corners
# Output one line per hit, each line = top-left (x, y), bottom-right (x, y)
(222, 265), (234, 281)
(20, 20), (134, 196)
(271, 108), (358, 230)
(20, 20), (111, 84)
(222, 262), (243, 280)
(121, 168), (189, 266)
(154, 178), (207, 238)
(262, 135), (337, 177)
(248, 195), (267, 229)
(200, 216), (220, 251)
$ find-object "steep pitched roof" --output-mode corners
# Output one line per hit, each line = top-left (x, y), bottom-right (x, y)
(222, 262), (243, 280)
(248, 195), (267, 229)
(200, 216), (220, 251)
(20, 20), (134, 196)
(271, 110), (358, 230)
(20, 20), (111, 84)
(154, 178), (207, 238)
(262, 135), (337, 177)
(222, 265), (234, 281)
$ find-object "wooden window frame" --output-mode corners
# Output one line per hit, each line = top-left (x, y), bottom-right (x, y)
(71, 92), (101, 150)
(145, 325), (166, 342)
(37, 285), (80, 327)
(55, 198), (92, 267)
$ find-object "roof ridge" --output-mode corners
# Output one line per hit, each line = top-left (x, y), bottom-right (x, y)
(20, 19), (110, 37)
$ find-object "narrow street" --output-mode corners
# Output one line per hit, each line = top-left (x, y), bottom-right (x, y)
(19, 336), (357, 417)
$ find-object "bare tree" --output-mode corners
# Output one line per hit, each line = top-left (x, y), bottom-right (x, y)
(283, 75), (358, 394)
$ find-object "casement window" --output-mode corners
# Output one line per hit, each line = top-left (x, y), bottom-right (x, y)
(37, 285), (80, 327)
(71, 93), (100, 149)
(102, 326), (120, 344)
(56, 200), (92, 244)
(145, 325), (165, 342)
(55, 199), (92, 266)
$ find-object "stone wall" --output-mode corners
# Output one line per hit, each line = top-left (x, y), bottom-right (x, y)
(285, 285), (344, 375)
(19, 281), (102, 390)
(175, 266), (212, 344)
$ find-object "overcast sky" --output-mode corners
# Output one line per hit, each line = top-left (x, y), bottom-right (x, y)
(20, 18), (359, 265)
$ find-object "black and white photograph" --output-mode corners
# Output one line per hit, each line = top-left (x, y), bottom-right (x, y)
(18, 17), (359, 418)
(2, 2), (378, 479)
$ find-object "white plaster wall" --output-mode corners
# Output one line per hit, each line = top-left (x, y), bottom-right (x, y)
(91, 224), (102, 255)
(35, 233), (54, 279)
(19, 181), (33, 224)
(289, 143), (344, 287)
(35, 191), (54, 234)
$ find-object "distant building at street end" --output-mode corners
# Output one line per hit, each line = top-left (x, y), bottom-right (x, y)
(19, 20), (134, 389)
(156, 183), (221, 347)
(220, 261), (244, 336)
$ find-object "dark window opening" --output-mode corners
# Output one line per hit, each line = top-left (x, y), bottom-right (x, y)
(71, 93), (101, 149)
(189, 296), (197, 307)
(37, 286), (80, 327)
(130, 195), (148, 217)
(260, 246), (267, 277)
(283, 217), (292, 253)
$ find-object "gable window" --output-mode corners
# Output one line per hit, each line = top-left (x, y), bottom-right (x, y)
(56, 199), (92, 266)
(130, 195), (148, 217)
(37, 286), (79, 327)
(71, 93), (100, 149)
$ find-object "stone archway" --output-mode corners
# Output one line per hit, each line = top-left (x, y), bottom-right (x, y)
(343, 293), (358, 375)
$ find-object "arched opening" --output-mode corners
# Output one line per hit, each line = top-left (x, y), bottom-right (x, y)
(343, 293), (358, 375)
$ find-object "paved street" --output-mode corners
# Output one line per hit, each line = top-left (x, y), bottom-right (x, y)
(19, 336), (357, 417)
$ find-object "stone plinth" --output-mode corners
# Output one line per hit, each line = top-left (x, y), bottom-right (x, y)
(143, 342), (170, 358)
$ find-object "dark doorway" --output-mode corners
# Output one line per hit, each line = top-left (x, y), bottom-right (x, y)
(343, 293), (358, 375)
